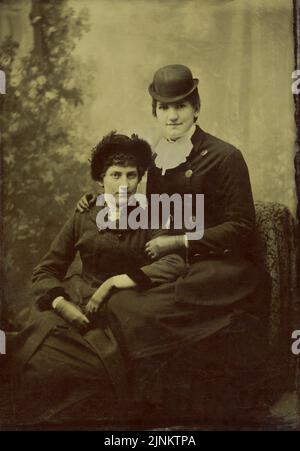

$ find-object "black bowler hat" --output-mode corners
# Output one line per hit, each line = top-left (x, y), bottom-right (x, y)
(148, 64), (199, 103)
(91, 131), (153, 181)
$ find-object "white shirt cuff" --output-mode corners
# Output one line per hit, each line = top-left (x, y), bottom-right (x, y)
(52, 296), (65, 310)
(184, 234), (189, 248)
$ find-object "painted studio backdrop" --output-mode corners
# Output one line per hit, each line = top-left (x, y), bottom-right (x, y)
(0, 0), (296, 319)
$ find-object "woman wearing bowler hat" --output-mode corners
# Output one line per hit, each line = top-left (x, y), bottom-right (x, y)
(77, 66), (267, 418)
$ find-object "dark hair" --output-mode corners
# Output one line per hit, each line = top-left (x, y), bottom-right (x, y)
(90, 131), (153, 182)
(96, 152), (140, 181)
(151, 88), (201, 121)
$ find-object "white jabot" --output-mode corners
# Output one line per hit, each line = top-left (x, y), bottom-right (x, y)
(154, 124), (196, 175)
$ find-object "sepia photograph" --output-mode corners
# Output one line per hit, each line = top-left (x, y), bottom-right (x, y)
(0, 0), (299, 432)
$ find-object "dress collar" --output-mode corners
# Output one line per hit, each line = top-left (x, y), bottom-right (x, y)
(89, 195), (146, 232)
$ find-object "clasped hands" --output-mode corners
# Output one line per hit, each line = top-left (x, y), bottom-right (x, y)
(53, 278), (114, 330)
(53, 275), (136, 330)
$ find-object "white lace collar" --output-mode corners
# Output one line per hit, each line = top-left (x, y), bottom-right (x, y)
(154, 124), (196, 175)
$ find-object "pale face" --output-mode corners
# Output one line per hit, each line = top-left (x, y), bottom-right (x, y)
(100, 165), (139, 207)
(155, 101), (199, 140)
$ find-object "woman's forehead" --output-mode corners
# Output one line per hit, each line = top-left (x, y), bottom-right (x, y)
(106, 165), (138, 173)
(157, 100), (190, 106)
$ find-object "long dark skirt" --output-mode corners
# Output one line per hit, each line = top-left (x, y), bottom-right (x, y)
(105, 257), (270, 420)
(12, 320), (117, 426)
(107, 257), (267, 360)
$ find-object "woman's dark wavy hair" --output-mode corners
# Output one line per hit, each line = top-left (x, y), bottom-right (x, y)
(90, 131), (153, 182)
(151, 88), (200, 122)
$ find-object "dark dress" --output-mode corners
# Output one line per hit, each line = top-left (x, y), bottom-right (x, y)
(12, 205), (186, 424)
(103, 126), (268, 416)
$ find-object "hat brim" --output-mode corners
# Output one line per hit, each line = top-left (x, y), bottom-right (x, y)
(148, 79), (199, 103)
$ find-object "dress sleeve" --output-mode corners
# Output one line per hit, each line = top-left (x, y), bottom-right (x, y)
(139, 254), (186, 285)
(126, 228), (186, 290)
(31, 214), (77, 310)
(188, 149), (256, 259)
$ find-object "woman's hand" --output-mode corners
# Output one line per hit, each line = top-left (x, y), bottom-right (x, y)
(145, 235), (186, 259)
(53, 297), (90, 329)
(85, 278), (115, 314)
(76, 193), (97, 213)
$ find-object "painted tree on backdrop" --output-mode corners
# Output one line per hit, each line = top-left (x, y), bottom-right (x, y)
(0, 0), (92, 325)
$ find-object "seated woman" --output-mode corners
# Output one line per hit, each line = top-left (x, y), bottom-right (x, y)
(12, 132), (186, 425)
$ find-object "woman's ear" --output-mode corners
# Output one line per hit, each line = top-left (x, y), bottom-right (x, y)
(98, 180), (104, 188)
